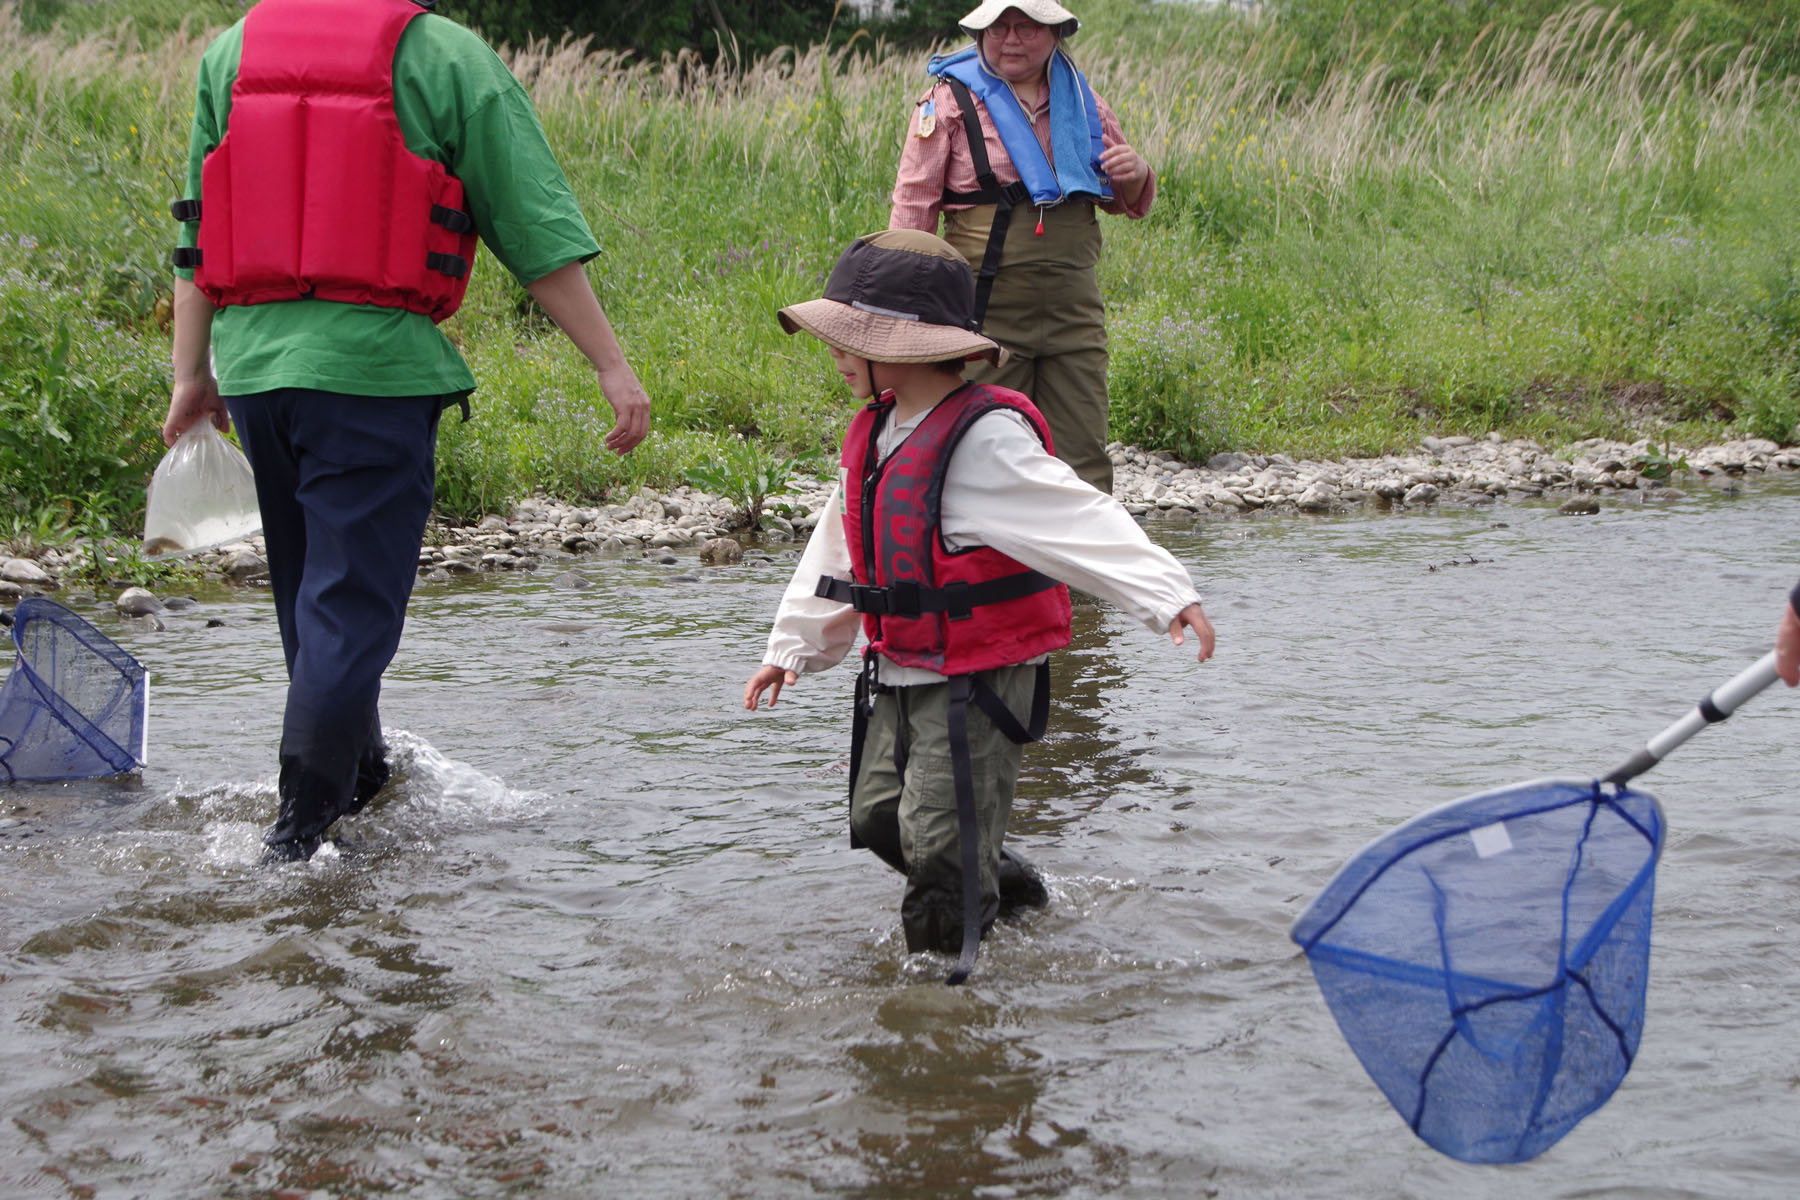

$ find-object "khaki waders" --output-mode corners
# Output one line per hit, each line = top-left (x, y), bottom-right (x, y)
(849, 661), (1042, 962)
(943, 200), (1113, 495)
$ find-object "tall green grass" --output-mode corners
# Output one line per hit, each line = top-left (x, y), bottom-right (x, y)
(0, 1), (1796, 536)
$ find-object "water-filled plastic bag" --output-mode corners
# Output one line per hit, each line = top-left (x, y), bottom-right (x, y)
(0, 598), (148, 781)
(142, 423), (260, 556)
(1290, 778), (1663, 1164)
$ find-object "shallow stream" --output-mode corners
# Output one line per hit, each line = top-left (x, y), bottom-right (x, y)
(3, 478), (1797, 1197)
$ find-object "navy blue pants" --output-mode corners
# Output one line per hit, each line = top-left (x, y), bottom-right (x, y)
(226, 389), (444, 847)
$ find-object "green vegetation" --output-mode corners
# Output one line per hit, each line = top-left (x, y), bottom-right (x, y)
(0, 0), (1797, 545)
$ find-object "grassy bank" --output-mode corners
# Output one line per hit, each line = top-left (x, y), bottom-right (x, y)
(0, 1), (1797, 540)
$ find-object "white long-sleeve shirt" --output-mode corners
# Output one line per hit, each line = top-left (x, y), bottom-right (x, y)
(762, 405), (1203, 686)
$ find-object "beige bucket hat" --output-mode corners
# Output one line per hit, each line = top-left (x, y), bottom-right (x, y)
(958, 0), (1079, 38)
(776, 230), (1006, 366)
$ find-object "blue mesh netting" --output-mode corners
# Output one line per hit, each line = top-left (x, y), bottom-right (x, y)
(0, 597), (147, 782)
(1290, 778), (1664, 1164)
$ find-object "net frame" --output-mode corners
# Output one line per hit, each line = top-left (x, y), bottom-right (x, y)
(0, 597), (149, 782)
(1291, 777), (1664, 1164)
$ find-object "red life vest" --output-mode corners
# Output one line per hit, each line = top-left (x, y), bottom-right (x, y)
(835, 383), (1072, 675)
(176, 0), (476, 322)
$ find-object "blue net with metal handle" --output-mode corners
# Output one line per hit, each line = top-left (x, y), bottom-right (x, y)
(0, 598), (147, 782)
(1290, 778), (1663, 1164)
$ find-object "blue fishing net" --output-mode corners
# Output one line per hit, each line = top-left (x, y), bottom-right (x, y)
(1290, 778), (1664, 1164)
(0, 597), (148, 782)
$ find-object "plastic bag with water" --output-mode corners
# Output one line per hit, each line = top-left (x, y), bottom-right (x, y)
(0, 598), (148, 782)
(1290, 778), (1663, 1164)
(142, 423), (260, 557)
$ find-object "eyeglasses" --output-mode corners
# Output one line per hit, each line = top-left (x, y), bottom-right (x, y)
(985, 19), (1050, 43)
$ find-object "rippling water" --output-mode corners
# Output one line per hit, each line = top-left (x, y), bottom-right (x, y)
(3, 477), (1797, 1198)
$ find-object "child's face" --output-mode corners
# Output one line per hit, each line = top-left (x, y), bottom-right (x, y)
(827, 344), (875, 399)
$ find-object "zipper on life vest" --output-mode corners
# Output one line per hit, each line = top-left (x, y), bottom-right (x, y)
(1034, 206), (1045, 236)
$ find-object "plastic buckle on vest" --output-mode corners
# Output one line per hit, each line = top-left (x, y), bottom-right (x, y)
(430, 204), (474, 235)
(169, 199), (201, 223)
(999, 180), (1031, 208)
(885, 580), (922, 616)
(942, 580), (974, 621)
(844, 582), (886, 615)
(172, 247), (202, 269)
(426, 251), (469, 280)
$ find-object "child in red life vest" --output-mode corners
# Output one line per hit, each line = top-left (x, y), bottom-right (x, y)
(743, 229), (1214, 983)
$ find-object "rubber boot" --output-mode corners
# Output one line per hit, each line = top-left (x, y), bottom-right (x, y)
(997, 845), (1048, 913)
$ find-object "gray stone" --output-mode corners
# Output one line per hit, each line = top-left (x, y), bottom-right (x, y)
(700, 537), (744, 564)
(1558, 495), (1601, 515)
(1296, 483), (1338, 512)
(220, 549), (268, 580)
(1402, 483), (1440, 506)
(115, 587), (163, 616)
(1, 558), (51, 585)
(552, 571), (593, 590)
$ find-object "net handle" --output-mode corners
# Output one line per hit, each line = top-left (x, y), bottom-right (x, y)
(1602, 651), (1779, 786)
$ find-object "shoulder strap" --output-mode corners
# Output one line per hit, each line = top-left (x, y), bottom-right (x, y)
(939, 76), (1028, 329)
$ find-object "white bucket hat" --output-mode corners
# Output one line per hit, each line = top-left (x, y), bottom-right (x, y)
(958, 0), (1079, 38)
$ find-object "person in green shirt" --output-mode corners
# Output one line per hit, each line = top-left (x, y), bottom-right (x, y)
(162, 0), (651, 863)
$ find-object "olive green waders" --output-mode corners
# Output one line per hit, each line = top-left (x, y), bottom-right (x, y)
(849, 659), (1047, 982)
(943, 201), (1113, 495)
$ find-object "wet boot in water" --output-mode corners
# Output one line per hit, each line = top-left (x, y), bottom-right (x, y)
(997, 845), (1048, 912)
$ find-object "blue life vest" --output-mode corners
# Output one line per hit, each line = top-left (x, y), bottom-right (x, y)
(926, 44), (1112, 208)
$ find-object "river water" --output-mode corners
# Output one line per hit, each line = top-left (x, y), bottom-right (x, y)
(2, 477), (1797, 1198)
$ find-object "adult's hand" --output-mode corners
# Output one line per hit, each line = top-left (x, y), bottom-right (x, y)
(164, 277), (226, 445)
(162, 376), (229, 447)
(595, 361), (651, 455)
(1100, 141), (1150, 205)
(744, 665), (799, 709)
(1777, 601), (1800, 687)
(1167, 601), (1215, 664)
(526, 261), (652, 455)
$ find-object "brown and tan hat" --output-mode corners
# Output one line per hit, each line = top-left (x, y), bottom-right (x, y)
(958, 0), (1079, 38)
(776, 230), (1006, 366)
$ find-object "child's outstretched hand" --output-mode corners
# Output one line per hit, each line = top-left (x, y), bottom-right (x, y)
(744, 665), (800, 709)
(1167, 602), (1215, 664)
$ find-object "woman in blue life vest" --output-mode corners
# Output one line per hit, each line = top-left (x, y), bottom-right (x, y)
(889, 0), (1154, 497)
(744, 230), (1214, 984)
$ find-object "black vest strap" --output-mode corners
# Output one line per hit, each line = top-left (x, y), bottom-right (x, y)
(169, 198), (201, 222)
(430, 204), (474, 234)
(172, 247), (202, 269)
(941, 75), (1026, 330)
(426, 251), (468, 280)
(944, 674), (985, 985)
(815, 568), (1058, 621)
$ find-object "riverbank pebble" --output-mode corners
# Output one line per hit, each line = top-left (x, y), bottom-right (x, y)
(3, 434), (1795, 603)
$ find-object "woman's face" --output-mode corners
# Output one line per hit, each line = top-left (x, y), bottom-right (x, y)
(979, 10), (1058, 86)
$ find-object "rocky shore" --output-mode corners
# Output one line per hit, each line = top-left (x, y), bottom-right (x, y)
(2, 433), (1795, 610)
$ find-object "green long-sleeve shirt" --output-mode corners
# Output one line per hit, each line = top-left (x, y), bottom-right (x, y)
(176, 11), (601, 400)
